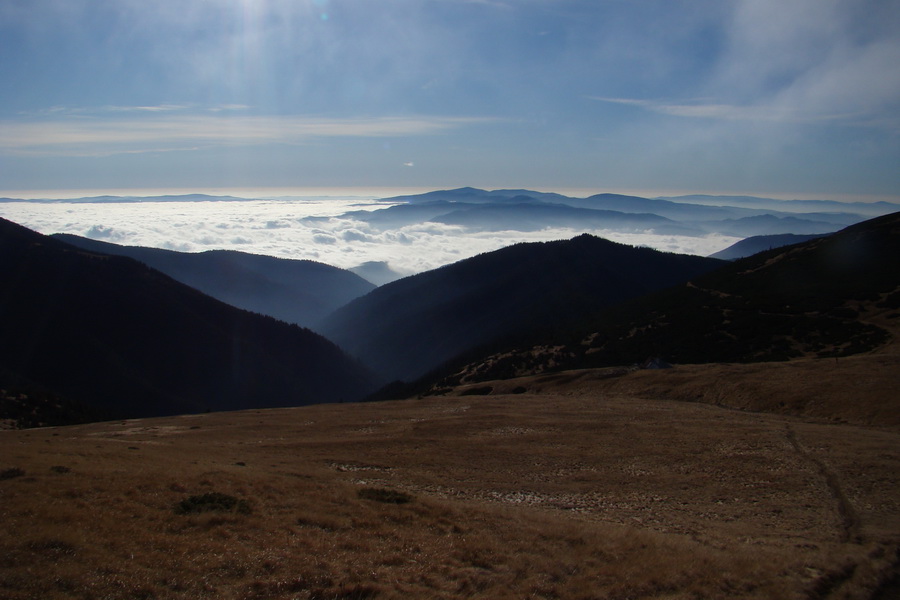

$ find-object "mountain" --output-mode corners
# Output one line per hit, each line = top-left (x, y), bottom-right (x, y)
(696, 214), (839, 237)
(344, 195), (704, 236)
(349, 261), (405, 286)
(658, 194), (900, 217)
(438, 212), (900, 385)
(337, 201), (465, 229)
(428, 202), (702, 235)
(561, 193), (754, 221)
(565, 195), (864, 227)
(51, 234), (374, 328)
(362, 188), (870, 236)
(0, 218), (378, 421)
(709, 233), (826, 260)
(378, 187), (560, 205)
(319, 235), (723, 382)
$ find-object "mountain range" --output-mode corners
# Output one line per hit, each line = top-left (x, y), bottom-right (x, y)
(353, 187), (895, 238)
(2, 193), (898, 424)
(0, 218), (377, 423)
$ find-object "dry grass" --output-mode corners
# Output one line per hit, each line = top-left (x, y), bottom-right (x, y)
(1, 356), (899, 599)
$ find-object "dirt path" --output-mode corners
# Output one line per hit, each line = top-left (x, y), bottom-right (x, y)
(785, 424), (862, 544)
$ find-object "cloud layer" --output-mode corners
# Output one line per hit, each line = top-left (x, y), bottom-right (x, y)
(0, 196), (739, 277)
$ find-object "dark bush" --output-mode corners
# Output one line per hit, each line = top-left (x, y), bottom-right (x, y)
(174, 492), (251, 515)
(357, 487), (414, 504)
(0, 467), (25, 480)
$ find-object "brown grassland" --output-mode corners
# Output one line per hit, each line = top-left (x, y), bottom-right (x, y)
(2, 335), (899, 598)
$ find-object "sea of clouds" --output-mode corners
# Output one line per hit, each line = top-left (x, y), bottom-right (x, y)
(0, 196), (740, 278)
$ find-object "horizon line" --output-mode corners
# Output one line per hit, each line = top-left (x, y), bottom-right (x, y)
(0, 185), (897, 204)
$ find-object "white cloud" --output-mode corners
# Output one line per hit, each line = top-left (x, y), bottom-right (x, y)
(595, 1), (900, 132)
(0, 114), (490, 157)
(593, 97), (839, 123)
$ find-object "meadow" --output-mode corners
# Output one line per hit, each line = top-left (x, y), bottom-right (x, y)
(2, 351), (898, 599)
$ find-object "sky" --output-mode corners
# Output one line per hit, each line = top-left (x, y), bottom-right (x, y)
(1, 0), (899, 200)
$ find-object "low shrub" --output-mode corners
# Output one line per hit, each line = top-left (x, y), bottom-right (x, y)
(0, 467), (25, 480)
(357, 487), (414, 504)
(174, 492), (251, 515)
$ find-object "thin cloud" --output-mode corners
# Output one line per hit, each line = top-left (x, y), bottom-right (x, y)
(593, 97), (860, 124)
(0, 114), (490, 157)
(22, 104), (251, 117)
(595, 1), (900, 132)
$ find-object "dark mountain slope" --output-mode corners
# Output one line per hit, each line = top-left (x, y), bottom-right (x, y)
(0, 219), (378, 420)
(440, 212), (900, 385)
(709, 233), (826, 260)
(52, 234), (374, 328)
(319, 235), (723, 382)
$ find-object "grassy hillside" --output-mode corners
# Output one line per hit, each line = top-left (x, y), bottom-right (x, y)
(1, 373), (897, 599)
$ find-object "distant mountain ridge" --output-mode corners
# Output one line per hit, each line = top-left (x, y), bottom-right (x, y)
(320, 234), (723, 382)
(658, 194), (900, 217)
(365, 187), (891, 238)
(0, 193), (246, 203)
(51, 234), (375, 329)
(349, 261), (405, 286)
(0, 218), (378, 421)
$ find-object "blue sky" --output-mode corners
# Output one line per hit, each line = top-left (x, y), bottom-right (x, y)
(1, 0), (898, 199)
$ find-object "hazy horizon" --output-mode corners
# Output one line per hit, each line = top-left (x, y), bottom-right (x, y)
(1, 186), (898, 204)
